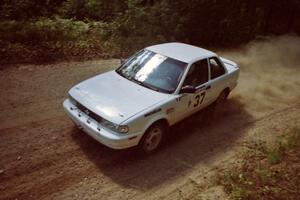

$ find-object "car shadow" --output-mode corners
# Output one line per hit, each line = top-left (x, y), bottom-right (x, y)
(71, 97), (253, 190)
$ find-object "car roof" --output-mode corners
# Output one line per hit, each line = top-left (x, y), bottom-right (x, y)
(146, 42), (216, 63)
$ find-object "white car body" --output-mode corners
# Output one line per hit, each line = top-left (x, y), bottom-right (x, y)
(63, 43), (239, 150)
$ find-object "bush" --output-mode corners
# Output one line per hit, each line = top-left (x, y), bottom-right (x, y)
(0, 18), (115, 64)
(1, 0), (299, 64)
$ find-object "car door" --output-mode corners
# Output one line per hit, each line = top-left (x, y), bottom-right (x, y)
(206, 57), (227, 103)
(173, 59), (210, 121)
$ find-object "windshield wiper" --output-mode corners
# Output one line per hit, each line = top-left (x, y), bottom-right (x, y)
(132, 78), (160, 92)
(134, 78), (174, 94)
(116, 70), (170, 93)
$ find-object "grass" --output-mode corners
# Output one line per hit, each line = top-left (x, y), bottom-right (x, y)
(217, 127), (300, 200)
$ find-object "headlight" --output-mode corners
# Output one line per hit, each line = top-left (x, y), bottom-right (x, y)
(100, 119), (129, 134)
(117, 125), (129, 133)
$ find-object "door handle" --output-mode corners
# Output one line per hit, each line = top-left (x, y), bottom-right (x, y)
(206, 85), (211, 90)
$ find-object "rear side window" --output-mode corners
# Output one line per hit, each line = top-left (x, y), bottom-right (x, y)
(209, 57), (225, 79)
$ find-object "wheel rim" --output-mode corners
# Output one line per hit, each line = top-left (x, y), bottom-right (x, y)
(144, 127), (162, 152)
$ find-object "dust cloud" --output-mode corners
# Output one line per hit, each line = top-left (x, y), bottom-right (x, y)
(221, 34), (300, 69)
(219, 35), (300, 118)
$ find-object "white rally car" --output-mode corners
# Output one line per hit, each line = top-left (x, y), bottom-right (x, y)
(63, 43), (239, 153)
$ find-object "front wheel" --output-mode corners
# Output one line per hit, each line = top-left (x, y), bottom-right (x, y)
(139, 123), (165, 154)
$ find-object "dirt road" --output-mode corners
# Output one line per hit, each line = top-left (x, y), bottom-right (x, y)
(1, 36), (300, 200)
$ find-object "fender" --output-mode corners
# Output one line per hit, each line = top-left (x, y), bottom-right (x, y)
(143, 112), (170, 133)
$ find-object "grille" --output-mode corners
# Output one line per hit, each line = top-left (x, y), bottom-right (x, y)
(69, 95), (102, 123)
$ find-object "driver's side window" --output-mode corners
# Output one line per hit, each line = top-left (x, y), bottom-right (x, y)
(183, 59), (208, 87)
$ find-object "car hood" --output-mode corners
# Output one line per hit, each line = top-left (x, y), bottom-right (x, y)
(69, 70), (170, 124)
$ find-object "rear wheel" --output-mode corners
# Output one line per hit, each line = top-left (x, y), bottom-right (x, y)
(216, 89), (229, 105)
(139, 123), (166, 154)
(212, 89), (230, 113)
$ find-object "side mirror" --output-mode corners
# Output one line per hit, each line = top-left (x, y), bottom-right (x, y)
(180, 85), (196, 93)
(120, 58), (127, 65)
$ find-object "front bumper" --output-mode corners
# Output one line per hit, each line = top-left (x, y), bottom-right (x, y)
(63, 99), (142, 149)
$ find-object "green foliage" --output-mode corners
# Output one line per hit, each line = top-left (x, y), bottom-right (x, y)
(0, 18), (113, 64)
(218, 127), (300, 200)
(0, 0), (300, 63)
(230, 186), (247, 200)
(267, 150), (282, 165)
(0, 18), (90, 43)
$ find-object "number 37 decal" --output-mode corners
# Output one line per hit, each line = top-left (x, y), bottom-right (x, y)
(193, 92), (206, 107)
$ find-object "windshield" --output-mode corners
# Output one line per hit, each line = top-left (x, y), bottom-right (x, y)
(116, 50), (187, 93)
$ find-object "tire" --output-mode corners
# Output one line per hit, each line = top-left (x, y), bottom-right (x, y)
(139, 123), (166, 154)
(215, 89), (229, 106)
(211, 89), (229, 113)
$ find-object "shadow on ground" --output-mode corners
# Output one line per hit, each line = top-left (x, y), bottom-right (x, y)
(71, 97), (253, 190)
